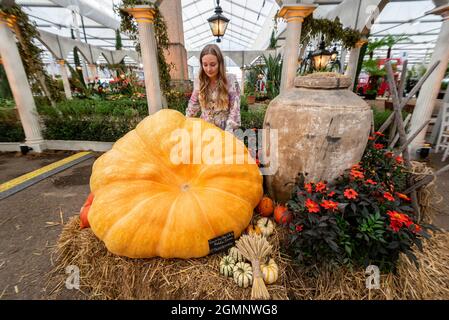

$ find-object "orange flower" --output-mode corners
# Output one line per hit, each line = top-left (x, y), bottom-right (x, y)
(315, 182), (327, 193)
(368, 136), (375, 141)
(365, 179), (377, 185)
(351, 163), (362, 170)
(304, 183), (313, 194)
(305, 198), (320, 213)
(344, 188), (358, 200)
(350, 170), (364, 179)
(328, 191), (336, 197)
(412, 224), (422, 233)
(395, 156), (404, 164)
(395, 192), (411, 201)
(374, 143), (384, 150)
(320, 200), (339, 211)
(387, 210), (414, 232)
(374, 131), (385, 136)
(383, 192), (395, 202)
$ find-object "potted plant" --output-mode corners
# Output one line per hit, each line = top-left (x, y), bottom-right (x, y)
(362, 59), (386, 100)
(244, 67), (258, 105)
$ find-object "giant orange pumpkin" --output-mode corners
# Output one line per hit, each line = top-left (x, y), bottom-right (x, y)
(88, 109), (263, 259)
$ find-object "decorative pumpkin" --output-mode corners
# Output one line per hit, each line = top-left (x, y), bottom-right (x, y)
(88, 109), (263, 258)
(274, 205), (292, 225)
(256, 217), (275, 237)
(233, 262), (253, 288)
(80, 192), (94, 229)
(246, 224), (262, 236)
(229, 246), (245, 262)
(261, 258), (279, 284)
(219, 255), (236, 277)
(257, 196), (274, 217)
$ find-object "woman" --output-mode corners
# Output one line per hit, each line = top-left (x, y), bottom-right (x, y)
(186, 44), (241, 132)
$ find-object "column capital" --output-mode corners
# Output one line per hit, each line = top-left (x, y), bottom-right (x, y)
(0, 11), (17, 29)
(427, 4), (449, 21)
(122, 5), (156, 24)
(355, 37), (368, 48)
(278, 4), (317, 23)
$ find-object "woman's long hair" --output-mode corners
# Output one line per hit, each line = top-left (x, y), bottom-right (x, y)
(198, 44), (229, 111)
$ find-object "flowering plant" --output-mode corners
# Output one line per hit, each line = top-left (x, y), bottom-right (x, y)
(285, 132), (434, 271)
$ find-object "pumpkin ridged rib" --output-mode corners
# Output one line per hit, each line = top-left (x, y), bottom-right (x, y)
(156, 195), (181, 257)
(202, 186), (254, 208)
(102, 191), (171, 249)
(190, 192), (216, 236)
(134, 129), (183, 185)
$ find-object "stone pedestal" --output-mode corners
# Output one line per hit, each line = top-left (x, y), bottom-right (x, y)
(0, 12), (45, 152)
(278, 4), (317, 94)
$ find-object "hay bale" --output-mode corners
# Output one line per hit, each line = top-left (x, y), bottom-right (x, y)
(48, 217), (449, 300)
(46, 216), (290, 300)
(286, 230), (449, 300)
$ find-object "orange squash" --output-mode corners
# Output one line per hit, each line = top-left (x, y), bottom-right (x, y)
(274, 205), (292, 225)
(246, 224), (262, 236)
(79, 192), (94, 229)
(257, 196), (274, 217)
(88, 109), (263, 258)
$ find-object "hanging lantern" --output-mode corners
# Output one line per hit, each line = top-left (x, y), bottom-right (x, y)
(311, 35), (332, 71)
(331, 45), (338, 61)
(207, 0), (230, 43)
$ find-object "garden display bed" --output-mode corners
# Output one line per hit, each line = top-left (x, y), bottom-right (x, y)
(47, 215), (449, 300)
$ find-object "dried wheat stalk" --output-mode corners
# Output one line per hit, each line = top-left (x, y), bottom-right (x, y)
(235, 234), (272, 300)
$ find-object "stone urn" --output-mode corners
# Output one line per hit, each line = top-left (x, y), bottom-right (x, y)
(263, 73), (373, 202)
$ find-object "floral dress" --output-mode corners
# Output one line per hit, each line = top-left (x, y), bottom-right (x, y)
(186, 73), (241, 132)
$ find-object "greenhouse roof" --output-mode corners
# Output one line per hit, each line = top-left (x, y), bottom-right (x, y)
(13, 0), (445, 65)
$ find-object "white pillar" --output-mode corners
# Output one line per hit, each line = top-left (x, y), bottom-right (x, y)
(241, 67), (246, 95)
(409, 4), (449, 158)
(340, 47), (347, 74)
(345, 39), (367, 90)
(88, 63), (98, 82)
(57, 59), (72, 100)
(0, 13), (45, 152)
(279, 4), (317, 94)
(124, 6), (162, 114)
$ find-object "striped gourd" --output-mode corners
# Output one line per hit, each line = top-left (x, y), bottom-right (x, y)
(261, 258), (279, 284)
(219, 255), (236, 277)
(233, 262), (253, 288)
(229, 246), (245, 262)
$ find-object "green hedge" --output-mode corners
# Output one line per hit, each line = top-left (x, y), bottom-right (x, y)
(241, 106), (267, 130)
(0, 121), (25, 142)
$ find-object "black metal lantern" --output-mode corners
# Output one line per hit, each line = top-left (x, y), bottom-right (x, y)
(330, 45), (338, 61)
(207, 0), (230, 43)
(311, 35), (332, 71)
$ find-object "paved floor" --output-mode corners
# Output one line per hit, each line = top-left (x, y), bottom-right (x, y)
(0, 150), (447, 299)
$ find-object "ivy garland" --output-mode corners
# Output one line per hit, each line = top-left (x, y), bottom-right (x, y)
(1, 5), (62, 104)
(115, 0), (173, 92)
(300, 16), (363, 49)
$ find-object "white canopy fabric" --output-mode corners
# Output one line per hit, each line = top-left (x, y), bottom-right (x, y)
(12, 0), (445, 66)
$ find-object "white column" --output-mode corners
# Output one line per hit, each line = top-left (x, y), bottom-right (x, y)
(409, 4), (449, 158)
(339, 47), (347, 74)
(241, 67), (246, 95)
(124, 6), (162, 114)
(57, 59), (72, 100)
(345, 39), (367, 90)
(279, 4), (317, 94)
(88, 63), (98, 82)
(0, 13), (45, 152)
